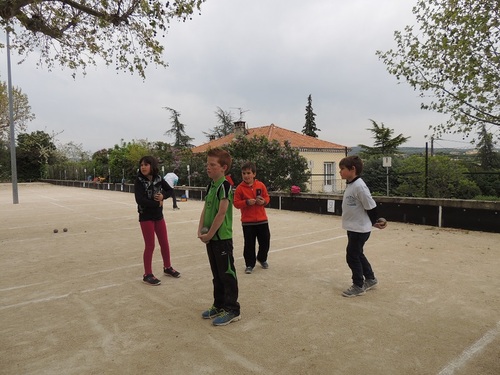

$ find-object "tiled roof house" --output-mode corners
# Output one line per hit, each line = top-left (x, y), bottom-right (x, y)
(192, 122), (351, 193)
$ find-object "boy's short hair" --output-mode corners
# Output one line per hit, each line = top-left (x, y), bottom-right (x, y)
(207, 148), (232, 172)
(139, 156), (160, 175)
(339, 155), (363, 175)
(241, 161), (256, 173)
(173, 168), (180, 174)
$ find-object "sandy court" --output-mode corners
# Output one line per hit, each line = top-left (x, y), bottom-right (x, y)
(0, 183), (499, 375)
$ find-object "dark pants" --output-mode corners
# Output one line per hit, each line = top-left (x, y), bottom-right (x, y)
(206, 239), (240, 315)
(171, 191), (178, 208)
(346, 231), (375, 288)
(242, 223), (270, 267)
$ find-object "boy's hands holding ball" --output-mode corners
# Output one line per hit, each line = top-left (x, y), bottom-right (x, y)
(255, 196), (266, 205)
(198, 226), (210, 243)
(374, 218), (387, 229)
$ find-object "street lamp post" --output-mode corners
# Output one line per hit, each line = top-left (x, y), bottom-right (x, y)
(186, 165), (190, 199)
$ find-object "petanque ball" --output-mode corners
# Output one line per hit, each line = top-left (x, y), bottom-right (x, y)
(200, 227), (209, 234)
(63, 228), (68, 232)
(53, 229), (58, 233)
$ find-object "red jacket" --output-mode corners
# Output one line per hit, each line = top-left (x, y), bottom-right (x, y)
(233, 179), (270, 223)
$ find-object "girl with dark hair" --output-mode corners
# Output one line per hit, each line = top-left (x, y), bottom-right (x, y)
(134, 156), (181, 285)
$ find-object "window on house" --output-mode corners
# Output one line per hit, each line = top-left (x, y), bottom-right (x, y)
(324, 162), (335, 186)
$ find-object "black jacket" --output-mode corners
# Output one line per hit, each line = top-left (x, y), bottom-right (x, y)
(134, 173), (173, 222)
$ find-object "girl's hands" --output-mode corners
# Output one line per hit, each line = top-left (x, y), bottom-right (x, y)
(154, 192), (164, 207)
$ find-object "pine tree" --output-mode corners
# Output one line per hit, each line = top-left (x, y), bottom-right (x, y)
(204, 107), (235, 140)
(476, 125), (500, 169)
(359, 119), (410, 157)
(163, 107), (194, 148)
(302, 94), (320, 137)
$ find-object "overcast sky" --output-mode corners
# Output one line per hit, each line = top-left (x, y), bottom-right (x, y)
(1, 0), (466, 154)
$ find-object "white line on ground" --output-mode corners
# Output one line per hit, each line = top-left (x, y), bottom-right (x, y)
(81, 284), (121, 293)
(0, 281), (49, 292)
(0, 293), (71, 311)
(437, 321), (500, 375)
(271, 227), (343, 241)
(270, 234), (346, 253)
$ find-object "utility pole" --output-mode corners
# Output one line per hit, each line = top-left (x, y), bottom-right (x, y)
(425, 142), (429, 198)
(6, 27), (19, 204)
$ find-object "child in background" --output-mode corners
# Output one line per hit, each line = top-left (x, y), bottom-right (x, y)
(339, 155), (386, 297)
(134, 156), (180, 285)
(198, 148), (241, 326)
(233, 161), (271, 274)
(164, 168), (180, 210)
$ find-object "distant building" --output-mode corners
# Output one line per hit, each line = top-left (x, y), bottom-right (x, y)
(192, 122), (351, 192)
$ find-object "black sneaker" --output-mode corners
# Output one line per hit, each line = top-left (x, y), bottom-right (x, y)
(164, 267), (181, 278)
(143, 274), (161, 286)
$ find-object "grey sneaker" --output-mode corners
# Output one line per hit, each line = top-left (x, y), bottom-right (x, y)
(201, 306), (224, 319)
(342, 284), (366, 297)
(363, 278), (378, 291)
(258, 260), (269, 269)
(212, 310), (241, 326)
(245, 266), (253, 274)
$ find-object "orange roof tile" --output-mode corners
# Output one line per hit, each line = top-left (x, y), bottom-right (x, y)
(191, 124), (350, 153)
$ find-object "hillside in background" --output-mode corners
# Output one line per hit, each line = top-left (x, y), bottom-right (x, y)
(347, 146), (489, 156)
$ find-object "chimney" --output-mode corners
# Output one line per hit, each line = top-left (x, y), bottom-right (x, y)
(234, 121), (246, 136)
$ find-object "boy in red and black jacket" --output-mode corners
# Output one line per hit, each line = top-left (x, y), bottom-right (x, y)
(233, 161), (271, 274)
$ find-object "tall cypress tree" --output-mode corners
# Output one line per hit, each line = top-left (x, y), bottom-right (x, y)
(302, 94), (320, 137)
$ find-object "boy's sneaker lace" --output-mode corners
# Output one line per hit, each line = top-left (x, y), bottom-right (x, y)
(342, 284), (366, 297)
(164, 267), (180, 278)
(245, 266), (253, 274)
(201, 306), (225, 319)
(143, 274), (161, 286)
(212, 310), (241, 326)
(363, 278), (378, 291)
